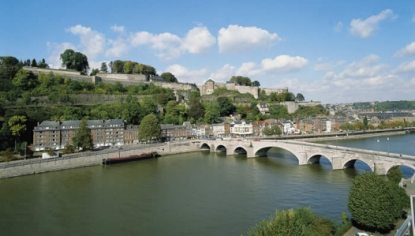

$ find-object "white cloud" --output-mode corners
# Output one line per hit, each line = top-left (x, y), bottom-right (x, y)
(218, 25), (280, 53)
(106, 38), (129, 57)
(208, 64), (236, 82)
(111, 25), (125, 33)
(67, 25), (105, 57)
(312, 54), (415, 102)
(260, 55), (308, 72)
(350, 9), (395, 38)
(130, 31), (182, 59)
(397, 60), (415, 73)
(396, 41), (415, 57)
(130, 26), (215, 59)
(165, 64), (208, 84)
(182, 26), (215, 53)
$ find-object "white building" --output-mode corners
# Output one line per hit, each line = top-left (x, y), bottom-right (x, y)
(230, 121), (253, 136)
(325, 120), (332, 133)
(256, 103), (269, 115)
(282, 120), (296, 135)
(212, 123), (225, 137)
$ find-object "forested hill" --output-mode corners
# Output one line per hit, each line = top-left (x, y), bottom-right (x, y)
(353, 101), (415, 111)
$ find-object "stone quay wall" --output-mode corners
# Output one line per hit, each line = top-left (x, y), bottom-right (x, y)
(0, 141), (199, 179)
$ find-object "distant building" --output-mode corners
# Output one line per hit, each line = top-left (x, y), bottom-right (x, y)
(161, 124), (193, 141)
(257, 103), (270, 115)
(33, 119), (125, 151)
(211, 123), (226, 137)
(230, 120), (253, 136)
(199, 79), (288, 99)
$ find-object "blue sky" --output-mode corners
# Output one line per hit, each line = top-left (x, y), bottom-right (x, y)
(1, 0), (415, 103)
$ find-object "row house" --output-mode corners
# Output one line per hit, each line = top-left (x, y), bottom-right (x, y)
(33, 119), (125, 151)
(161, 124), (193, 141)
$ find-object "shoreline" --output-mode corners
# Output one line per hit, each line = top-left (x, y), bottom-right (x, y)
(302, 130), (407, 142)
(0, 141), (200, 179)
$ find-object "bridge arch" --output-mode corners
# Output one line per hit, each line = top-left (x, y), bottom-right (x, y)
(385, 164), (415, 179)
(343, 159), (373, 172)
(254, 145), (303, 165)
(200, 143), (211, 151)
(307, 153), (333, 168)
(233, 146), (248, 156)
(216, 145), (227, 154)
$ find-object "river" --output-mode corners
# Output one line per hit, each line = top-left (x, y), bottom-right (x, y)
(0, 133), (414, 235)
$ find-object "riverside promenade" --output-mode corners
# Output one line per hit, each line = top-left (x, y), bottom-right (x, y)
(0, 141), (200, 179)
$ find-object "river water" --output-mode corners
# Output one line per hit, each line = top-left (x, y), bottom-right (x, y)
(0, 133), (414, 235)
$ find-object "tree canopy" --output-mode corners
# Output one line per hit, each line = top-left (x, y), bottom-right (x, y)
(138, 113), (161, 142)
(229, 76), (252, 86)
(246, 208), (334, 236)
(60, 49), (89, 75)
(72, 119), (93, 151)
(12, 69), (38, 90)
(160, 72), (178, 83)
(348, 172), (409, 233)
(262, 125), (282, 136)
(296, 93), (305, 101)
(110, 60), (157, 75)
(217, 97), (236, 116)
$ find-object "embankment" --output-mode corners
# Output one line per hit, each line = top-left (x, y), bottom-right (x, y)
(0, 141), (199, 179)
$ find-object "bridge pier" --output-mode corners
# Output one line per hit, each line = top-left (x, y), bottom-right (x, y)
(374, 162), (388, 175)
(331, 158), (344, 170)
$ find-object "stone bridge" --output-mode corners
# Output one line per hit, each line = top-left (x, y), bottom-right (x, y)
(199, 139), (415, 175)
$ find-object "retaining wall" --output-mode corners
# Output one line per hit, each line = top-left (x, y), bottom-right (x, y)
(0, 141), (199, 179)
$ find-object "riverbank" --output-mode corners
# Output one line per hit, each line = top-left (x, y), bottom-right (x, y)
(0, 141), (199, 179)
(304, 130), (407, 142)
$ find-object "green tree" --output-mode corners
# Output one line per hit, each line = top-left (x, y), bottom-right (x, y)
(246, 208), (334, 236)
(229, 76), (252, 86)
(363, 116), (369, 129)
(123, 61), (134, 74)
(90, 68), (99, 76)
(160, 72), (178, 83)
(100, 62), (108, 73)
(12, 69), (38, 90)
(187, 92), (204, 122)
(262, 125), (282, 136)
(387, 166), (403, 184)
(38, 58), (48, 68)
(269, 104), (289, 119)
(204, 101), (221, 124)
(163, 101), (187, 125)
(141, 97), (158, 117)
(72, 119), (93, 151)
(252, 80), (260, 87)
(7, 115), (27, 152)
(111, 60), (124, 73)
(0, 56), (21, 90)
(60, 49), (89, 74)
(138, 113), (161, 142)
(348, 172), (407, 232)
(31, 58), (37, 67)
(296, 93), (305, 101)
(122, 95), (142, 124)
(217, 97), (236, 116)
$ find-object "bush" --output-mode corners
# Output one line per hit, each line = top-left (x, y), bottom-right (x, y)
(348, 172), (408, 233)
(246, 208), (335, 236)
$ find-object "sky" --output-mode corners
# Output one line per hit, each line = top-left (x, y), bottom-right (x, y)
(1, 0), (415, 103)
